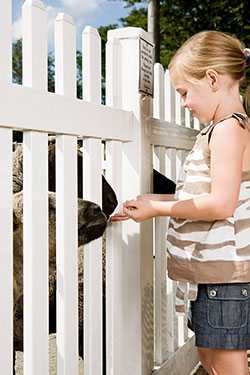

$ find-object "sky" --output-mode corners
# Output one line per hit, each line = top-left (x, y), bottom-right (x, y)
(12, 0), (131, 51)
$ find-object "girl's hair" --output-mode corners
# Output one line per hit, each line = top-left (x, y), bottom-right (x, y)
(168, 31), (250, 116)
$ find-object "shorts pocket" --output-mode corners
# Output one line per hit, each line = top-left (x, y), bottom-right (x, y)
(206, 283), (249, 329)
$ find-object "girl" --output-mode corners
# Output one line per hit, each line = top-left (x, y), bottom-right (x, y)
(112, 31), (250, 375)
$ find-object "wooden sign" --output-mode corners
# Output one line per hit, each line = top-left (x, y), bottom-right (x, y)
(139, 37), (154, 97)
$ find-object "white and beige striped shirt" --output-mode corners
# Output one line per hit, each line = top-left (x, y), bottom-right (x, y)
(166, 112), (250, 314)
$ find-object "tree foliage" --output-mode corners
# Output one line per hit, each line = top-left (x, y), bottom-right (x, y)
(118, 0), (250, 68)
(12, 0), (250, 100)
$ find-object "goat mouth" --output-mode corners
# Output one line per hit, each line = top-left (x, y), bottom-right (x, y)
(78, 215), (107, 245)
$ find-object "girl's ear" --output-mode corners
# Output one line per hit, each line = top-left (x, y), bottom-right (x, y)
(205, 69), (219, 92)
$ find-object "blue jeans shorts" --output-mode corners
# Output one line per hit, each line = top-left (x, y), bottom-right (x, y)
(188, 282), (250, 349)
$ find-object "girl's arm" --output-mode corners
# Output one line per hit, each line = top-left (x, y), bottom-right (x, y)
(123, 118), (246, 222)
(111, 194), (175, 222)
(137, 193), (175, 201)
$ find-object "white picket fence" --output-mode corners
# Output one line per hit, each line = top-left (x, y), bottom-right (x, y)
(0, 1), (201, 374)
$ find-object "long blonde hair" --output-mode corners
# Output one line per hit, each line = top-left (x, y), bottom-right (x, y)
(168, 31), (250, 116)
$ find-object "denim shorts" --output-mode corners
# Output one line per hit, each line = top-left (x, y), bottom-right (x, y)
(188, 282), (250, 349)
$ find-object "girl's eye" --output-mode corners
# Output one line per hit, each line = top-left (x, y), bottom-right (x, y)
(181, 92), (187, 98)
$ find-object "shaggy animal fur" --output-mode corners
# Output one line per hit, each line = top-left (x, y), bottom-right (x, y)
(12, 143), (117, 358)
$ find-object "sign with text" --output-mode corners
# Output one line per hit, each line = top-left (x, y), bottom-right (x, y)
(139, 37), (154, 97)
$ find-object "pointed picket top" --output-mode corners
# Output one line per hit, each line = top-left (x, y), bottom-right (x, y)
(164, 69), (176, 123)
(83, 25), (101, 39)
(23, 0), (46, 10)
(55, 11), (76, 97)
(106, 36), (121, 108)
(82, 25), (101, 103)
(0, 0), (12, 86)
(55, 12), (74, 25)
(22, 0), (48, 90)
(153, 63), (165, 120)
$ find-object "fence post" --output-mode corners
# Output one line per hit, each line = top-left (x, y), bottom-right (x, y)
(106, 27), (154, 375)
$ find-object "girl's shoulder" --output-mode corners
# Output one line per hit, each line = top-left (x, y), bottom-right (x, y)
(201, 112), (249, 146)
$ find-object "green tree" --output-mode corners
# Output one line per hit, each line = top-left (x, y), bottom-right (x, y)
(115, 0), (250, 93)
(12, 0), (250, 101)
(118, 0), (250, 68)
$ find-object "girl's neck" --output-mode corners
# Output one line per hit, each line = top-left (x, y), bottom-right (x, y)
(211, 86), (246, 125)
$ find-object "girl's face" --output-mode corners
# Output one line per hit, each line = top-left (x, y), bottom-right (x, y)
(169, 69), (219, 125)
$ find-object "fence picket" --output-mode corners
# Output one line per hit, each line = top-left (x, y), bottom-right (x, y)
(175, 91), (182, 126)
(22, 2), (49, 374)
(0, 0), (12, 85)
(82, 138), (103, 375)
(22, 0), (47, 90)
(0, 129), (13, 374)
(154, 146), (168, 364)
(175, 150), (185, 348)
(185, 108), (191, 128)
(23, 132), (49, 375)
(56, 135), (78, 374)
(82, 26), (102, 104)
(105, 140), (123, 375)
(106, 37), (121, 108)
(55, 13), (76, 97)
(164, 70), (175, 123)
(153, 63), (165, 120)
(165, 148), (176, 354)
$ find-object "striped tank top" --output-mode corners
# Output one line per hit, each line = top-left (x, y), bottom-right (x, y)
(165, 112), (250, 314)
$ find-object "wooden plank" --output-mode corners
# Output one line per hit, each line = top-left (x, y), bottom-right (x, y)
(149, 118), (198, 150)
(152, 336), (199, 375)
(56, 135), (78, 374)
(0, 128), (13, 374)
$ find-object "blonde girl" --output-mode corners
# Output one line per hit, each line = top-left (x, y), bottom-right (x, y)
(112, 31), (250, 375)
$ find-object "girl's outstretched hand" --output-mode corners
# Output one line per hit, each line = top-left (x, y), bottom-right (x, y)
(123, 199), (157, 222)
(111, 198), (158, 222)
(110, 204), (130, 222)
